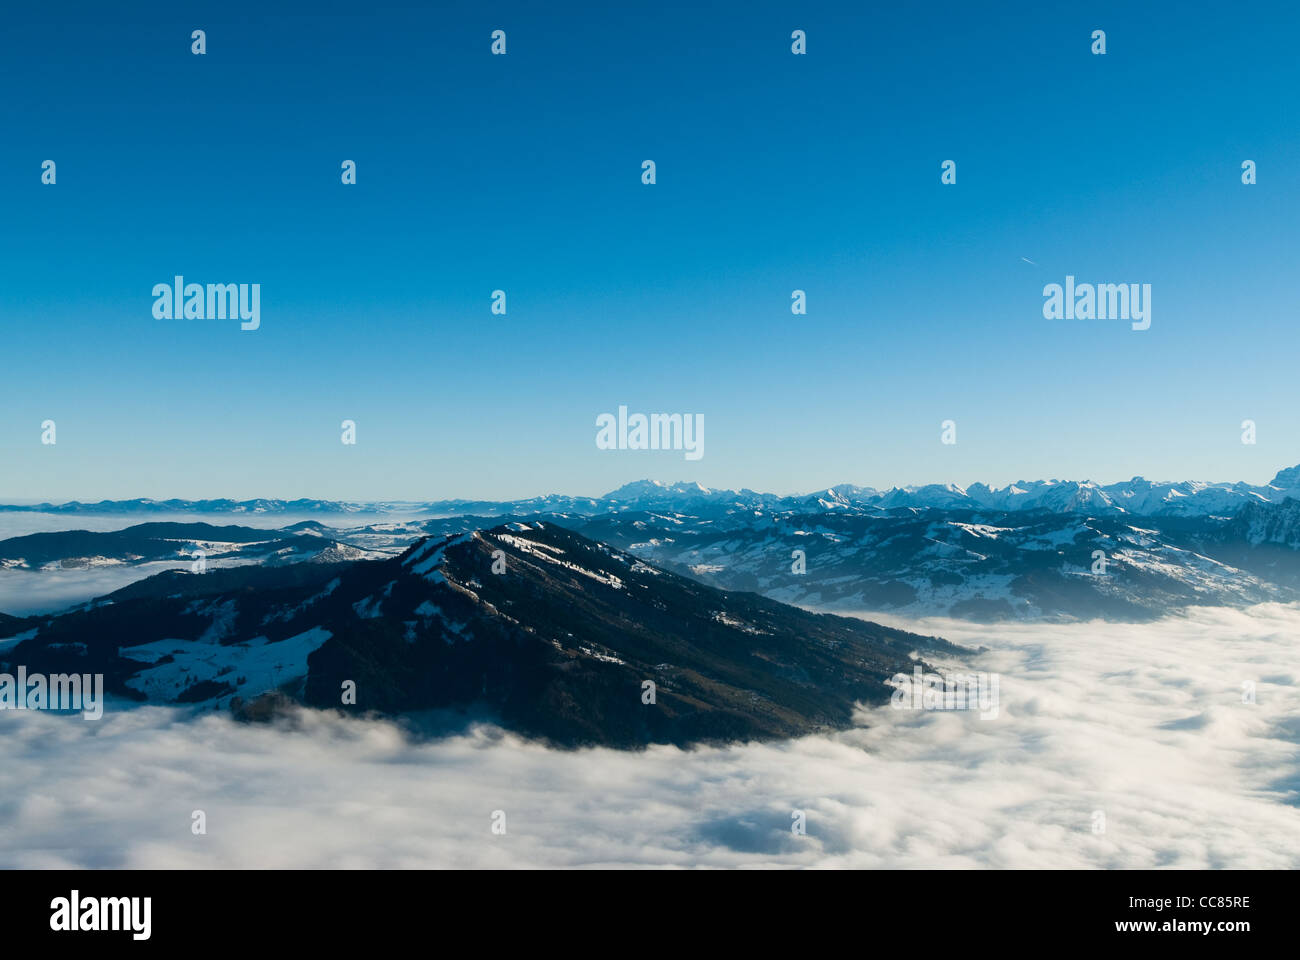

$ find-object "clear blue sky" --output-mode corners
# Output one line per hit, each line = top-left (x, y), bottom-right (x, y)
(1, 0), (1297, 502)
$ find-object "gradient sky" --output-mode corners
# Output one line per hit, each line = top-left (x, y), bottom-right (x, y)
(1, 0), (1297, 502)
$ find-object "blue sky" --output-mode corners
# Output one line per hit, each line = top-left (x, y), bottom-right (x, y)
(1, 0), (1297, 501)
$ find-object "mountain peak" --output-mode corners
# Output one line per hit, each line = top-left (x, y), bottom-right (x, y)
(6, 521), (950, 748)
(602, 479), (714, 500)
(1269, 464), (1300, 489)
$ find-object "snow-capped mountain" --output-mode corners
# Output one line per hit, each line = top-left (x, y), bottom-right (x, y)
(567, 505), (1300, 622)
(604, 466), (1300, 518)
(0, 524), (953, 747)
(586, 465), (1300, 518)
(1225, 497), (1300, 549)
(8, 465), (1297, 520)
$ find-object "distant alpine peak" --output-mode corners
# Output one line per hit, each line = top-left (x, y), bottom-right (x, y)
(602, 479), (715, 499)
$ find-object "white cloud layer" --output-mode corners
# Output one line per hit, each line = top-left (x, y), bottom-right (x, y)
(2, 603), (1298, 868)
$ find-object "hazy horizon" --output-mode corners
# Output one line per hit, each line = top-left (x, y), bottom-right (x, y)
(4, 458), (1300, 508)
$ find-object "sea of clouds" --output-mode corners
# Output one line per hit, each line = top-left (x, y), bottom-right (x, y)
(2, 603), (1298, 868)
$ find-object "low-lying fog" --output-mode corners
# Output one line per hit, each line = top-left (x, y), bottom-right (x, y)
(3, 602), (1297, 868)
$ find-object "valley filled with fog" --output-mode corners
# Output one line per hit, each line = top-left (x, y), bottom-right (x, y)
(4, 601), (1297, 868)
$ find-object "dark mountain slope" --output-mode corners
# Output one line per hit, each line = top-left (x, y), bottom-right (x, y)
(2, 523), (958, 748)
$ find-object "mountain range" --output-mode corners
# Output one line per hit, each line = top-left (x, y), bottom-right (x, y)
(7, 466), (1300, 747)
(5, 466), (1300, 622)
(6, 464), (1300, 519)
(568, 498), (1300, 621)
